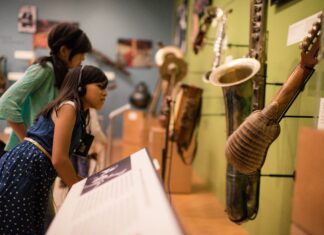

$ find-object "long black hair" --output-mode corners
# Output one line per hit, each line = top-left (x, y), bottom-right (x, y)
(37, 65), (108, 124)
(34, 23), (92, 89)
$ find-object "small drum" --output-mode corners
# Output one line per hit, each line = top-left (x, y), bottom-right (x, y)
(170, 83), (203, 151)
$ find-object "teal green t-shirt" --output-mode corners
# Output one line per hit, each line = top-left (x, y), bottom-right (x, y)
(0, 62), (59, 150)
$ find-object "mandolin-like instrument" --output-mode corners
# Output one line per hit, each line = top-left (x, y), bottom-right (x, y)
(226, 12), (323, 175)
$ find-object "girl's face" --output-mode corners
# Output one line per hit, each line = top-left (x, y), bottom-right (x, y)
(58, 46), (85, 68)
(82, 82), (107, 110)
(67, 53), (86, 68)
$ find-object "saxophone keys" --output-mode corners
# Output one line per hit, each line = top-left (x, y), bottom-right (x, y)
(253, 14), (262, 22)
(252, 33), (260, 42)
(254, 5), (262, 13)
(252, 23), (261, 33)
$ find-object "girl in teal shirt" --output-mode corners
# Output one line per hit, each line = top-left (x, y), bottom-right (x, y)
(0, 22), (92, 151)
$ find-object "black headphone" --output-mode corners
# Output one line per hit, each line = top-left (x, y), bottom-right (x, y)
(78, 65), (86, 97)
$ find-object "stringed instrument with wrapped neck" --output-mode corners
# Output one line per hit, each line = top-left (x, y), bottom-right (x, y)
(225, 12), (323, 175)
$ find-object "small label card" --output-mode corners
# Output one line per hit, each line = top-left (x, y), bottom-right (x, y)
(287, 11), (322, 46)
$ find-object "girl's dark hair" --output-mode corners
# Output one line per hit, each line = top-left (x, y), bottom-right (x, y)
(37, 65), (108, 123)
(34, 23), (92, 89)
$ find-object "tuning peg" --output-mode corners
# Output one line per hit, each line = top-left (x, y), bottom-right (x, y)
(304, 33), (313, 42)
(311, 24), (320, 32)
(315, 18), (322, 27)
(299, 39), (308, 51)
(298, 43), (304, 51)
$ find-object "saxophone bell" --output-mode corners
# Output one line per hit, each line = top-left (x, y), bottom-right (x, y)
(209, 58), (260, 135)
(209, 57), (260, 87)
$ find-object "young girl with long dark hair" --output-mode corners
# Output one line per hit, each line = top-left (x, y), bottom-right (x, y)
(0, 65), (108, 235)
(0, 23), (92, 152)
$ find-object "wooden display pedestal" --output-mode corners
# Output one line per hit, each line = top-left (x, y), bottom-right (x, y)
(119, 110), (159, 162)
(148, 125), (192, 194)
(121, 110), (149, 158)
(120, 110), (192, 193)
(291, 128), (324, 235)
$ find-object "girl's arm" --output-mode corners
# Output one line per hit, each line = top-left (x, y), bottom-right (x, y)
(0, 64), (51, 140)
(7, 121), (27, 141)
(51, 104), (81, 188)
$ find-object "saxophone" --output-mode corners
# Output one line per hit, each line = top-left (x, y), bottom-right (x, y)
(209, 0), (268, 223)
(203, 8), (232, 83)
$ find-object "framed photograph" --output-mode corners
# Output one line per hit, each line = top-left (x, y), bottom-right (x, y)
(81, 157), (131, 195)
(17, 5), (37, 33)
(33, 20), (78, 48)
(117, 38), (152, 68)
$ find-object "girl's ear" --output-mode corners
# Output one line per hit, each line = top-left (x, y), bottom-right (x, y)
(58, 45), (71, 61)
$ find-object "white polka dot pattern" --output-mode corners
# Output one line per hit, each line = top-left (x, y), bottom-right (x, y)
(0, 141), (57, 234)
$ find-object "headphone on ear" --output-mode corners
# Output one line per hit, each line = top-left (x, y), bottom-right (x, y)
(77, 65), (87, 97)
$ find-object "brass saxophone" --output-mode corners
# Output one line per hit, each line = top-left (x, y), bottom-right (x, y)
(203, 8), (232, 83)
(209, 0), (268, 223)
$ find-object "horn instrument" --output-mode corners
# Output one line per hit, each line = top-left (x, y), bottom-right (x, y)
(203, 8), (233, 83)
(210, 0), (268, 223)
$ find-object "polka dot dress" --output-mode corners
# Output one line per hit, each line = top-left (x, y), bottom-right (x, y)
(0, 141), (57, 235)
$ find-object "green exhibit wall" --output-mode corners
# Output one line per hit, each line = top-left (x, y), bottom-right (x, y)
(179, 0), (324, 234)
